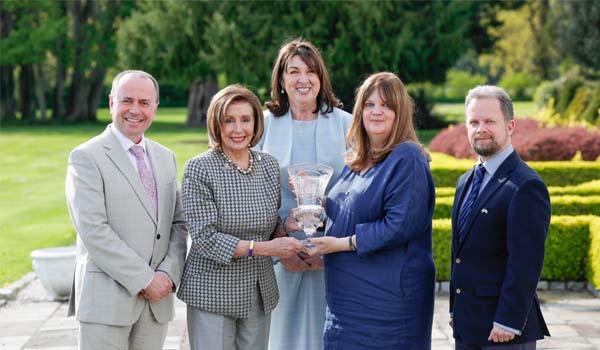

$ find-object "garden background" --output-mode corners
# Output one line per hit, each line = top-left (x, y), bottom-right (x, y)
(1, 0), (599, 292)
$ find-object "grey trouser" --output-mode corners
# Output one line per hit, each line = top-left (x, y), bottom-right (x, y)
(187, 285), (271, 350)
(79, 300), (168, 350)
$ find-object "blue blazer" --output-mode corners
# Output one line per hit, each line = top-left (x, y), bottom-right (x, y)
(450, 150), (551, 346)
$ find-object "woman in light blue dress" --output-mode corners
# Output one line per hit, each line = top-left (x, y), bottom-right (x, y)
(256, 38), (351, 350)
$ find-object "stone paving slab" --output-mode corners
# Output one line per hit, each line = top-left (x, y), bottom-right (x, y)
(1, 276), (599, 350)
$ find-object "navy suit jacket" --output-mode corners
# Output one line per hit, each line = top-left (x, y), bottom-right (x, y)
(450, 150), (551, 345)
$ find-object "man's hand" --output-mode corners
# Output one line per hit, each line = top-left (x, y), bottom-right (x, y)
(280, 254), (311, 272)
(301, 255), (324, 271)
(143, 272), (173, 303)
(488, 325), (516, 343)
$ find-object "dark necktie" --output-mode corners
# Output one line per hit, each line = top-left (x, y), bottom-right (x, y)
(129, 145), (158, 218)
(458, 164), (486, 241)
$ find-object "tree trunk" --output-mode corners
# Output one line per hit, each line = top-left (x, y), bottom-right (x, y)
(19, 64), (36, 121)
(1, 65), (15, 122)
(51, 3), (67, 121)
(34, 63), (47, 121)
(186, 78), (218, 127)
(66, 0), (93, 122)
(1, 4), (15, 122)
(87, 65), (107, 122)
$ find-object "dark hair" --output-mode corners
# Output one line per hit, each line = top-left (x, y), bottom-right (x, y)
(265, 38), (342, 116)
(207, 84), (264, 149)
(346, 72), (428, 171)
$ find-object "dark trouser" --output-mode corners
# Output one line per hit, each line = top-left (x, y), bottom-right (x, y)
(455, 340), (536, 350)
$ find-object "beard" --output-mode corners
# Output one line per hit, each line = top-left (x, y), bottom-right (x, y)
(471, 138), (501, 157)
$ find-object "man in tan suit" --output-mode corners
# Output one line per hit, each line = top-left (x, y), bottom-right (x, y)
(66, 70), (187, 349)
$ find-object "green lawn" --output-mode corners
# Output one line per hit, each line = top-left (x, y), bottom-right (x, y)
(0, 101), (535, 285)
(0, 108), (208, 286)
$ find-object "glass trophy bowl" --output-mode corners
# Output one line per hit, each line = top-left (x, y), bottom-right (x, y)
(288, 163), (334, 247)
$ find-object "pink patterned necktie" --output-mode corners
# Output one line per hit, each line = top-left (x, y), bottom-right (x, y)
(129, 145), (158, 218)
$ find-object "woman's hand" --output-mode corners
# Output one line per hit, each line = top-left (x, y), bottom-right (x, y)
(307, 236), (351, 256)
(265, 237), (306, 259)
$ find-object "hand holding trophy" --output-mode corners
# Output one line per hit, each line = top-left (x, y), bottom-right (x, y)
(288, 163), (333, 248)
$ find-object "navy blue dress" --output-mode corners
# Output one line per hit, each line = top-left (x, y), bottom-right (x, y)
(323, 142), (436, 350)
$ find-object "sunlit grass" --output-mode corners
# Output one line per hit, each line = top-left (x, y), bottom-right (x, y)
(0, 107), (207, 285)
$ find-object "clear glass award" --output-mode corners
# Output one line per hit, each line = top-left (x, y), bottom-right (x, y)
(288, 163), (334, 248)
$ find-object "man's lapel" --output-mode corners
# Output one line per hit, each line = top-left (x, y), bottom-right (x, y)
(147, 140), (164, 226)
(102, 128), (157, 225)
(452, 170), (471, 252)
(456, 151), (519, 252)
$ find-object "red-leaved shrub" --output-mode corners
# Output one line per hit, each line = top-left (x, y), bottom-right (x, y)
(429, 118), (600, 161)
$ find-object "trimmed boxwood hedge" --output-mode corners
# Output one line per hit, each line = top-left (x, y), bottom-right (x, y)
(587, 217), (600, 288)
(432, 195), (600, 219)
(432, 216), (599, 289)
(429, 152), (600, 187)
(436, 179), (600, 198)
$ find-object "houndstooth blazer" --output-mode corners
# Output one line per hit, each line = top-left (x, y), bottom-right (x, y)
(177, 148), (281, 318)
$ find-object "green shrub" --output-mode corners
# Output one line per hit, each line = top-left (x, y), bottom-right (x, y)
(564, 86), (592, 124)
(436, 180), (600, 198)
(551, 196), (600, 216)
(433, 195), (600, 219)
(542, 216), (591, 281)
(499, 72), (540, 101)
(534, 80), (560, 108)
(580, 85), (600, 125)
(432, 219), (452, 281)
(430, 153), (600, 186)
(432, 216), (599, 284)
(444, 69), (487, 100)
(556, 76), (584, 114)
(586, 217), (600, 289)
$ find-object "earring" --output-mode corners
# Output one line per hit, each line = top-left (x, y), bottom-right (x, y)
(281, 88), (285, 94)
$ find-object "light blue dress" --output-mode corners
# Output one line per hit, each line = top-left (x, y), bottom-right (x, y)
(257, 107), (351, 350)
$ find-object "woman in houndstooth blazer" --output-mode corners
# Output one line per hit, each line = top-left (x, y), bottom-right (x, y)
(177, 85), (305, 350)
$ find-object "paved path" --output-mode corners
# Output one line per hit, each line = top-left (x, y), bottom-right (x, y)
(1, 277), (599, 349)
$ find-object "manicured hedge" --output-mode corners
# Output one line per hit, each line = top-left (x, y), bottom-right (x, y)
(432, 195), (600, 219)
(432, 216), (599, 288)
(432, 219), (452, 282)
(430, 152), (600, 187)
(587, 217), (600, 289)
(542, 216), (591, 281)
(436, 180), (600, 198)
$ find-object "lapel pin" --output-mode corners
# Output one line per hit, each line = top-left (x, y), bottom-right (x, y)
(481, 208), (488, 214)
(498, 178), (506, 183)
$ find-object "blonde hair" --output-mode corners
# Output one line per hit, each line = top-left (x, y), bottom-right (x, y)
(207, 84), (264, 148)
(346, 72), (428, 171)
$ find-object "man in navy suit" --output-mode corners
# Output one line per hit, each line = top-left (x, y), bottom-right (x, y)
(449, 85), (551, 350)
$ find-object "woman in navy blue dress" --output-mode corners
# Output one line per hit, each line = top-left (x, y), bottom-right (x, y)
(309, 72), (436, 349)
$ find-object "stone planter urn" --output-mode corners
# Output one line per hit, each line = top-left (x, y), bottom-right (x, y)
(30, 246), (76, 301)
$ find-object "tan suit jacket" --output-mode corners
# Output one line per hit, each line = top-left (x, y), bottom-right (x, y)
(66, 126), (187, 326)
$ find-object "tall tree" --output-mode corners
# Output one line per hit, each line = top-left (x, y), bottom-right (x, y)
(0, 1), (16, 122)
(555, 0), (600, 76)
(118, 0), (218, 126)
(119, 1), (509, 126)
(0, 1), (65, 121)
(66, 0), (131, 122)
